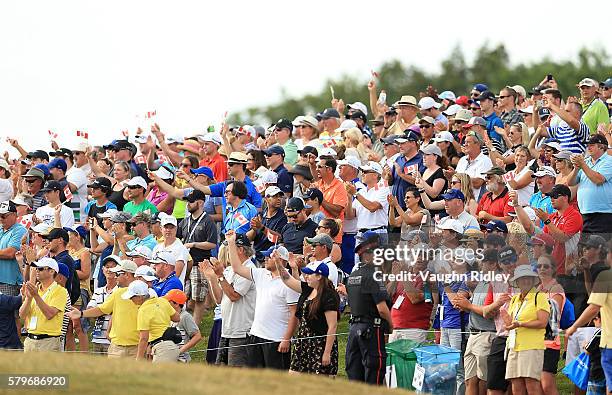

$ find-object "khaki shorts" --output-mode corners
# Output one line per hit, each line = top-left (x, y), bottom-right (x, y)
(505, 348), (544, 381)
(152, 340), (180, 363)
(107, 343), (138, 358)
(23, 336), (62, 352)
(92, 343), (110, 355)
(464, 332), (495, 380)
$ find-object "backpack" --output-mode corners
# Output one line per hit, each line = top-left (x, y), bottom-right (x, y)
(69, 267), (81, 305)
(534, 291), (559, 341)
(559, 298), (576, 330)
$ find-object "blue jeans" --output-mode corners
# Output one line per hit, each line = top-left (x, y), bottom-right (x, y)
(602, 348), (612, 393)
(441, 327), (465, 395)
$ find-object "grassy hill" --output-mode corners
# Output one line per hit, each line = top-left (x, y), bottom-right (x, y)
(0, 351), (411, 395)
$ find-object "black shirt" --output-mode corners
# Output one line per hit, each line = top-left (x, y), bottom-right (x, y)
(295, 281), (340, 335)
(346, 263), (390, 320)
(177, 212), (218, 263)
(0, 294), (22, 349)
(573, 262), (610, 318)
(281, 218), (318, 254)
(253, 208), (288, 259)
(274, 165), (294, 194)
(53, 250), (76, 302)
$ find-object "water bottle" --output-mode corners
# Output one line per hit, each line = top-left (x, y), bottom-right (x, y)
(423, 282), (432, 303)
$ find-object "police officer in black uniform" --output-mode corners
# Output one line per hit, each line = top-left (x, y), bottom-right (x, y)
(340, 231), (393, 385)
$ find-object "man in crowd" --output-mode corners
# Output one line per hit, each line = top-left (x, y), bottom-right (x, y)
(453, 131), (492, 200)
(125, 212), (158, 253)
(21, 167), (47, 211)
(314, 157), (349, 223)
(272, 119), (298, 166)
(152, 214), (189, 284)
(19, 257), (68, 352)
(86, 256), (118, 354)
(529, 166), (556, 229)
(387, 95), (419, 135)
(84, 177), (117, 225)
(198, 132), (228, 182)
(44, 228), (76, 302)
(280, 197), (318, 254)
(540, 89), (590, 153)
(476, 167), (513, 225)
(248, 186), (287, 261)
(389, 130), (424, 210)
(477, 91), (505, 145)
(35, 181), (75, 227)
(0, 201), (28, 296)
(577, 77), (610, 133)
(151, 250), (184, 296)
(264, 145), (293, 196)
(497, 86), (524, 127)
(304, 233), (339, 285)
(123, 177), (158, 216)
(437, 189), (480, 232)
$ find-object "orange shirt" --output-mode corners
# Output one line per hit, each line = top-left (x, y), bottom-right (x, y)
(314, 177), (348, 243)
(199, 152), (228, 182)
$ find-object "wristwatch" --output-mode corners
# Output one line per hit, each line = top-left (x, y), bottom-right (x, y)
(543, 219), (551, 225)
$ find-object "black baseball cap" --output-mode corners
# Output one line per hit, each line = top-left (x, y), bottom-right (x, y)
(0, 201), (17, 214)
(285, 197), (311, 213)
(274, 119), (293, 131)
(318, 108), (341, 119)
(538, 107), (551, 121)
(297, 146), (318, 157)
(234, 233), (251, 247)
(44, 228), (70, 243)
(40, 180), (63, 192)
(27, 150), (50, 161)
(303, 188), (324, 204)
(587, 135), (607, 146)
(263, 145), (285, 157)
(49, 148), (73, 158)
(113, 140), (137, 154)
(498, 246), (518, 264)
(184, 189), (206, 203)
(476, 91), (496, 102)
(88, 177), (112, 191)
(481, 248), (499, 263)
(546, 184), (571, 199)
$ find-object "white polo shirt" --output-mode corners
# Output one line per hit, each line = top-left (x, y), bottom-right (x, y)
(455, 152), (492, 198)
(152, 239), (190, 285)
(354, 184), (390, 230)
(248, 268), (300, 342)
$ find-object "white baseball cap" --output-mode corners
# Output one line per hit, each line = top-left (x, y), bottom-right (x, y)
(31, 223), (52, 235)
(436, 218), (464, 234)
(317, 148), (337, 159)
(153, 166), (174, 180)
(292, 116), (305, 126)
(149, 250), (176, 266)
(134, 134), (148, 144)
(347, 101), (368, 116)
(337, 156), (362, 169)
(125, 245), (153, 259)
(418, 97), (442, 110)
(199, 132), (222, 146)
(98, 208), (119, 218)
(443, 104), (462, 116)
(126, 176), (148, 189)
(265, 186), (283, 197)
(67, 141), (89, 153)
(359, 161), (383, 175)
(109, 259), (138, 274)
(160, 215), (178, 227)
(32, 257), (59, 273)
(134, 266), (157, 282)
(432, 131), (455, 143)
(166, 135), (184, 144)
(121, 280), (150, 299)
(335, 120), (357, 133)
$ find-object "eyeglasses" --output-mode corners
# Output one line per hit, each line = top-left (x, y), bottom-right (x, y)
(224, 189), (233, 195)
(537, 264), (551, 269)
(455, 120), (467, 125)
(498, 95), (510, 99)
(310, 243), (322, 247)
(420, 124), (433, 129)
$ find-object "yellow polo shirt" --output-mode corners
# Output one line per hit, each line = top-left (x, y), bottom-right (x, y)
(507, 289), (550, 351)
(26, 282), (68, 336)
(98, 287), (140, 346)
(137, 297), (175, 341)
(588, 269), (612, 348)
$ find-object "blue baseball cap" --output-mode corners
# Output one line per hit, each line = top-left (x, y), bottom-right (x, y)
(48, 158), (67, 172)
(441, 189), (465, 201)
(473, 83), (489, 93)
(57, 263), (70, 279)
(190, 166), (214, 179)
(64, 225), (88, 239)
(34, 163), (50, 177)
(483, 220), (508, 233)
(301, 261), (330, 278)
(263, 145), (285, 157)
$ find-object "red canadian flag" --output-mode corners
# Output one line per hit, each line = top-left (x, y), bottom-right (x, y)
(234, 213), (249, 226)
(266, 229), (279, 244)
(48, 130), (58, 139)
(145, 111), (157, 119)
(157, 153), (168, 164)
(134, 154), (146, 164)
(121, 130), (129, 137)
(63, 185), (73, 201)
(76, 130), (89, 139)
(502, 172), (515, 183)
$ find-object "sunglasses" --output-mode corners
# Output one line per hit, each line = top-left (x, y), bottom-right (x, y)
(36, 267), (50, 271)
(451, 180), (461, 185)
(114, 271), (126, 276)
(419, 124), (433, 129)
(25, 179), (39, 184)
(127, 186), (142, 190)
(316, 165), (329, 169)
(286, 213), (299, 219)
(498, 95), (510, 99)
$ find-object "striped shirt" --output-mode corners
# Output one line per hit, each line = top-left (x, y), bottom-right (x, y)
(547, 119), (590, 154)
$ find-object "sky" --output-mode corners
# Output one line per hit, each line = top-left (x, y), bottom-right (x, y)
(0, 0), (610, 154)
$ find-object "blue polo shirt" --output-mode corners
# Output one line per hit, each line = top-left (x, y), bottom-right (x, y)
(576, 153), (612, 214)
(126, 234), (158, 253)
(529, 191), (554, 228)
(274, 165), (294, 194)
(152, 272), (183, 296)
(391, 152), (425, 209)
(439, 281), (470, 329)
(0, 223), (27, 285)
(483, 112), (505, 143)
(209, 177), (263, 209)
(222, 199), (258, 234)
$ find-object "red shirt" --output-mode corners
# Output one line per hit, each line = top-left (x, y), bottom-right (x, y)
(476, 187), (514, 223)
(544, 205), (583, 276)
(390, 279), (433, 330)
(199, 152), (228, 182)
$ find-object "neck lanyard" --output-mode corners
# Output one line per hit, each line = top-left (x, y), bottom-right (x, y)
(186, 213), (205, 243)
(512, 292), (530, 321)
(39, 282), (58, 302)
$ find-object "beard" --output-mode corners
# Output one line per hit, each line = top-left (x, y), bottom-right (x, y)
(486, 183), (499, 193)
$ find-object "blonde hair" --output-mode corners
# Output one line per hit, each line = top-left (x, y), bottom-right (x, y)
(510, 122), (530, 146)
(343, 127), (368, 160)
(454, 173), (475, 203)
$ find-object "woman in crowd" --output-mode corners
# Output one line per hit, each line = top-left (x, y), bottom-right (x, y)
(535, 254), (564, 395)
(434, 131), (461, 167)
(303, 218), (342, 264)
(246, 149), (267, 180)
(276, 255), (340, 376)
(503, 265), (550, 395)
(419, 172), (477, 216)
(415, 144), (447, 218)
(388, 187), (431, 245)
(66, 225), (91, 352)
(89, 158), (131, 210)
(343, 128), (368, 163)
(147, 164), (176, 215)
(491, 122), (530, 170)
(502, 146), (534, 207)
(552, 150), (579, 203)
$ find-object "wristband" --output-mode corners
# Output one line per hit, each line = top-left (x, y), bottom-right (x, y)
(543, 219), (551, 225)
(80, 310), (84, 318)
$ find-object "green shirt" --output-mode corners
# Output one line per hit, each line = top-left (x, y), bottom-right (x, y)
(281, 140), (298, 166)
(581, 98), (610, 134)
(123, 199), (159, 216)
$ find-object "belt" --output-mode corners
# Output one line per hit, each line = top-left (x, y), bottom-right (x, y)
(359, 226), (386, 233)
(149, 337), (163, 347)
(350, 316), (383, 326)
(27, 334), (59, 340)
(469, 329), (496, 334)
